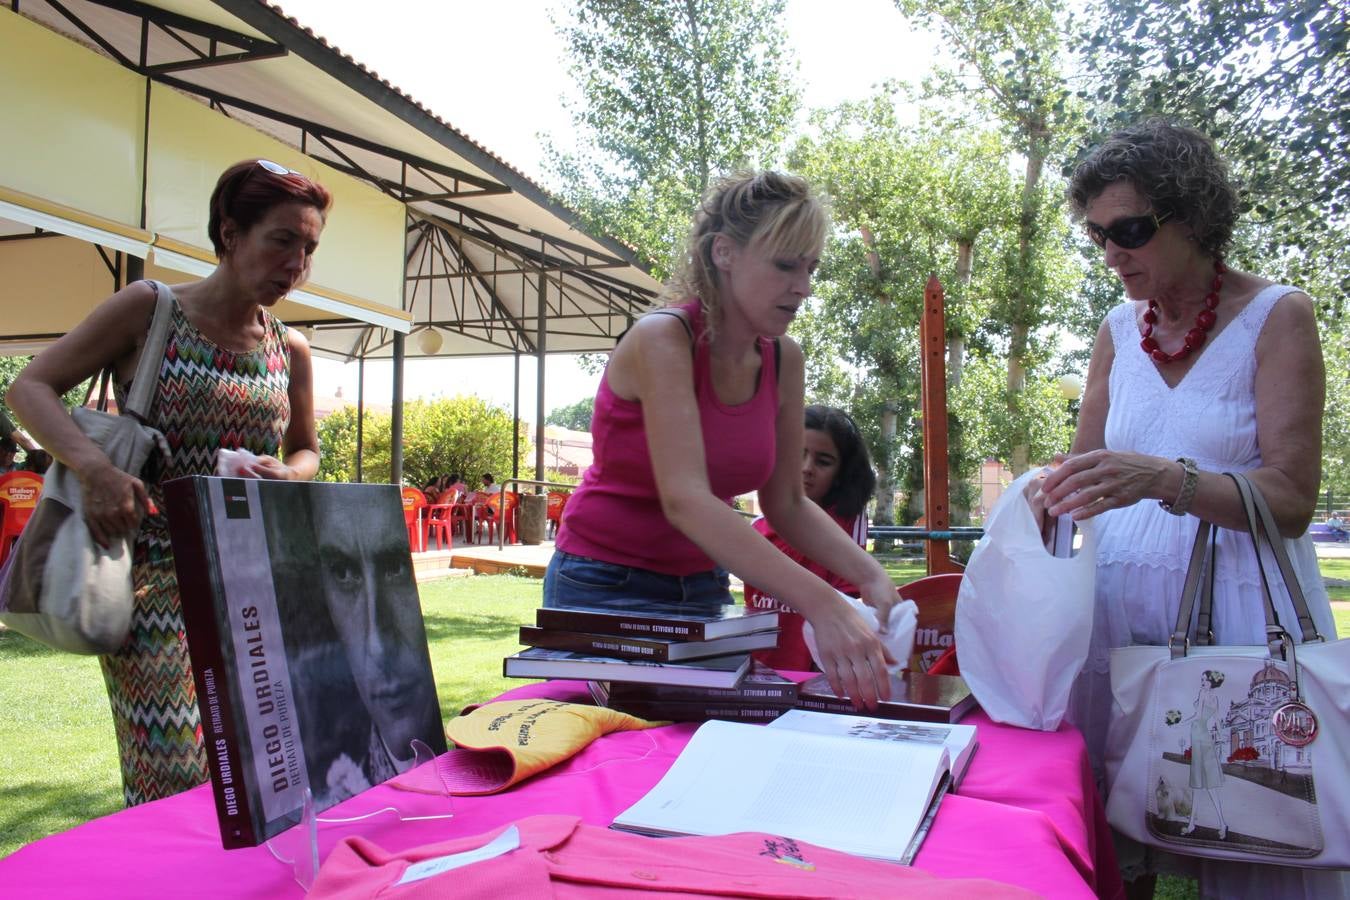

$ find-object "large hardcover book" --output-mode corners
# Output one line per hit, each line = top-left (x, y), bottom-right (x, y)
(165, 477), (447, 849)
(535, 604), (778, 641)
(604, 698), (791, 724)
(600, 662), (800, 705)
(518, 625), (778, 661)
(503, 646), (751, 688)
(611, 714), (955, 864)
(795, 671), (978, 724)
(767, 708), (980, 790)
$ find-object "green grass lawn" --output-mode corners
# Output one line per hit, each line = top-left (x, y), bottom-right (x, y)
(2, 562), (1345, 863)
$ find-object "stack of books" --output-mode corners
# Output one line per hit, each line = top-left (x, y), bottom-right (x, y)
(794, 670), (978, 724)
(502, 604), (781, 693)
(590, 662), (802, 723)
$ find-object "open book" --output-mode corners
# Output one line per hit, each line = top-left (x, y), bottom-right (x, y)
(768, 709), (979, 790)
(611, 713), (959, 864)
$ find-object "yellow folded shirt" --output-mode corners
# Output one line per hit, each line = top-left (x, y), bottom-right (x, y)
(395, 699), (662, 796)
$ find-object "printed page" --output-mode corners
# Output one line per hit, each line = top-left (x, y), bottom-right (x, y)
(768, 709), (976, 786)
(612, 719), (948, 861)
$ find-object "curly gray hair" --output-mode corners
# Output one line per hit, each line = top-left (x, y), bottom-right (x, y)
(1068, 119), (1238, 260)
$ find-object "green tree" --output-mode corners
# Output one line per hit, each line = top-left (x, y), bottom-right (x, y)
(316, 406), (391, 484)
(546, 0), (800, 275)
(791, 95), (1077, 523)
(545, 396), (596, 432)
(895, 0), (1085, 474)
(316, 396), (530, 488)
(1078, 0), (1350, 292)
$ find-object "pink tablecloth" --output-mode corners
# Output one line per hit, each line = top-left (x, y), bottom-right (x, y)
(1, 681), (1124, 899)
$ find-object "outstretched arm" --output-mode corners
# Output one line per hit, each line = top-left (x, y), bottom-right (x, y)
(610, 315), (890, 708)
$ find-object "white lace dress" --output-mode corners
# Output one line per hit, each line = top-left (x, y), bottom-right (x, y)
(1072, 284), (1345, 897)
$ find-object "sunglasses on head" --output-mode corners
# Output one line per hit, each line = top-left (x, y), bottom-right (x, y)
(255, 159), (301, 177)
(1083, 210), (1172, 250)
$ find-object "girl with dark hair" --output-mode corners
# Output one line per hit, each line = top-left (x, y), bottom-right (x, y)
(745, 405), (876, 670)
(8, 158), (330, 805)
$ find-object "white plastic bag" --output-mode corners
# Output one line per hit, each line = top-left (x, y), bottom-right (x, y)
(803, 593), (918, 678)
(954, 468), (1096, 730)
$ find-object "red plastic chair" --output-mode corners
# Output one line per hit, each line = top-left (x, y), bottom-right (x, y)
(546, 490), (570, 539)
(401, 487), (427, 552)
(0, 496), (9, 567)
(476, 491), (519, 545)
(0, 471), (43, 566)
(897, 573), (963, 674)
(423, 501), (455, 551)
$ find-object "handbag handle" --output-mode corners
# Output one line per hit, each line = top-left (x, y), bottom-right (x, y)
(1226, 472), (1322, 644)
(1169, 471), (1323, 658)
(1169, 516), (1213, 656)
(90, 281), (174, 423)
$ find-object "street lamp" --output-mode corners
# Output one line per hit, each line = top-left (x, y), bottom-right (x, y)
(1058, 374), (1083, 403)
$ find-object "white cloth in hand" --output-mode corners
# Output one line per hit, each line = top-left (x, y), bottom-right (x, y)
(215, 447), (263, 477)
(803, 592), (918, 678)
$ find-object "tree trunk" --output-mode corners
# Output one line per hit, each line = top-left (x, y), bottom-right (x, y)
(1007, 132), (1047, 476)
(949, 240), (973, 389)
(873, 401), (899, 537)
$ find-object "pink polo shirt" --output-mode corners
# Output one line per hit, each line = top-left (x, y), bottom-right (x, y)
(557, 301), (777, 576)
(307, 814), (1036, 899)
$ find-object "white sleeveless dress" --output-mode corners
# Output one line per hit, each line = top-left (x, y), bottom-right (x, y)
(1073, 284), (1346, 896)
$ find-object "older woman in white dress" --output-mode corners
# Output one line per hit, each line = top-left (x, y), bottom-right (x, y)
(1036, 120), (1344, 899)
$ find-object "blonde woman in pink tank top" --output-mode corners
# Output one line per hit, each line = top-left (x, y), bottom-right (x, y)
(547, 171), (898, 710)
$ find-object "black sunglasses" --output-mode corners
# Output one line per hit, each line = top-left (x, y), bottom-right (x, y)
(1083, 210), (1172, 250)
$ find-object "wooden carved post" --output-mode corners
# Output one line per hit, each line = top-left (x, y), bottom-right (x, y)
(921, 274), (961, 576)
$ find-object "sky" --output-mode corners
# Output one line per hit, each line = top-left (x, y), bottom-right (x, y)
(275, 0), (938, 421)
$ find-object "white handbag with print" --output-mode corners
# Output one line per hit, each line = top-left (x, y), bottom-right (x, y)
(1105, 473), (1350, 867)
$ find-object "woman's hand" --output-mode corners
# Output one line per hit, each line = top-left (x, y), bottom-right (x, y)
(78, 460), (154, 549)
(1036, 449), (1171, 521)
(857, 573), (900, 631)
(807, 594), (892, 711)
(237, 454), (295, 480)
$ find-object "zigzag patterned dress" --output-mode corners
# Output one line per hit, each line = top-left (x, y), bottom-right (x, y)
(102, 287), (292, 806)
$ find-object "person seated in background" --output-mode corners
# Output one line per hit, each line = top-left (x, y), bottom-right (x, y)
(447, 472), (468, 499)
(744, 405), (875, 671)
(20, 448), (52, 476)
(1328, 512), (1347, 541)
(480, 472), (501, 495)
(420, 476), (442, 503)
(0, 437), (18, 474)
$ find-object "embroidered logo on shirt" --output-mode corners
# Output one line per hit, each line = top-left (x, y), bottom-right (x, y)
(760, 837), (815, 871)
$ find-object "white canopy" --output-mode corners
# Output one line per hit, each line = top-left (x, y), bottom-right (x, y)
(0, 0), (660, 361)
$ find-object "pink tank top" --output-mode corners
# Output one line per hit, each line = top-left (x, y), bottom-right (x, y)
(556, 301), (778, 575)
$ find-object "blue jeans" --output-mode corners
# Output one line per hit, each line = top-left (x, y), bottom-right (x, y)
(542, 551), (733, 615)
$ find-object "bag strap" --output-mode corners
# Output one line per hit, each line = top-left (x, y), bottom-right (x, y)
(1227, 472), (1322, 643)
(1193, 524), (1219, 646)
(121, 281), (175, 422)
(1169, 516), (1213, 657)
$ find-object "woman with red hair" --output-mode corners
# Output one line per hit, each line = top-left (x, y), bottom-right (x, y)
(8, 158), (330, 804)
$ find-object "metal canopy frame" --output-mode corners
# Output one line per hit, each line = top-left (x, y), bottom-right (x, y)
(7, 0), (660, 361)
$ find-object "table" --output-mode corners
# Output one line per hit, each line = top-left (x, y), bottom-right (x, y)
(1, 681), (1124, 899)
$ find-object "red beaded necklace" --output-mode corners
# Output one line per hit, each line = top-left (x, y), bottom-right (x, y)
(1140, 259), (1226, 364)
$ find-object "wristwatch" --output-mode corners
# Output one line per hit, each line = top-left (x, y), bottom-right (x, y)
(1160, 457), (1200, 516)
